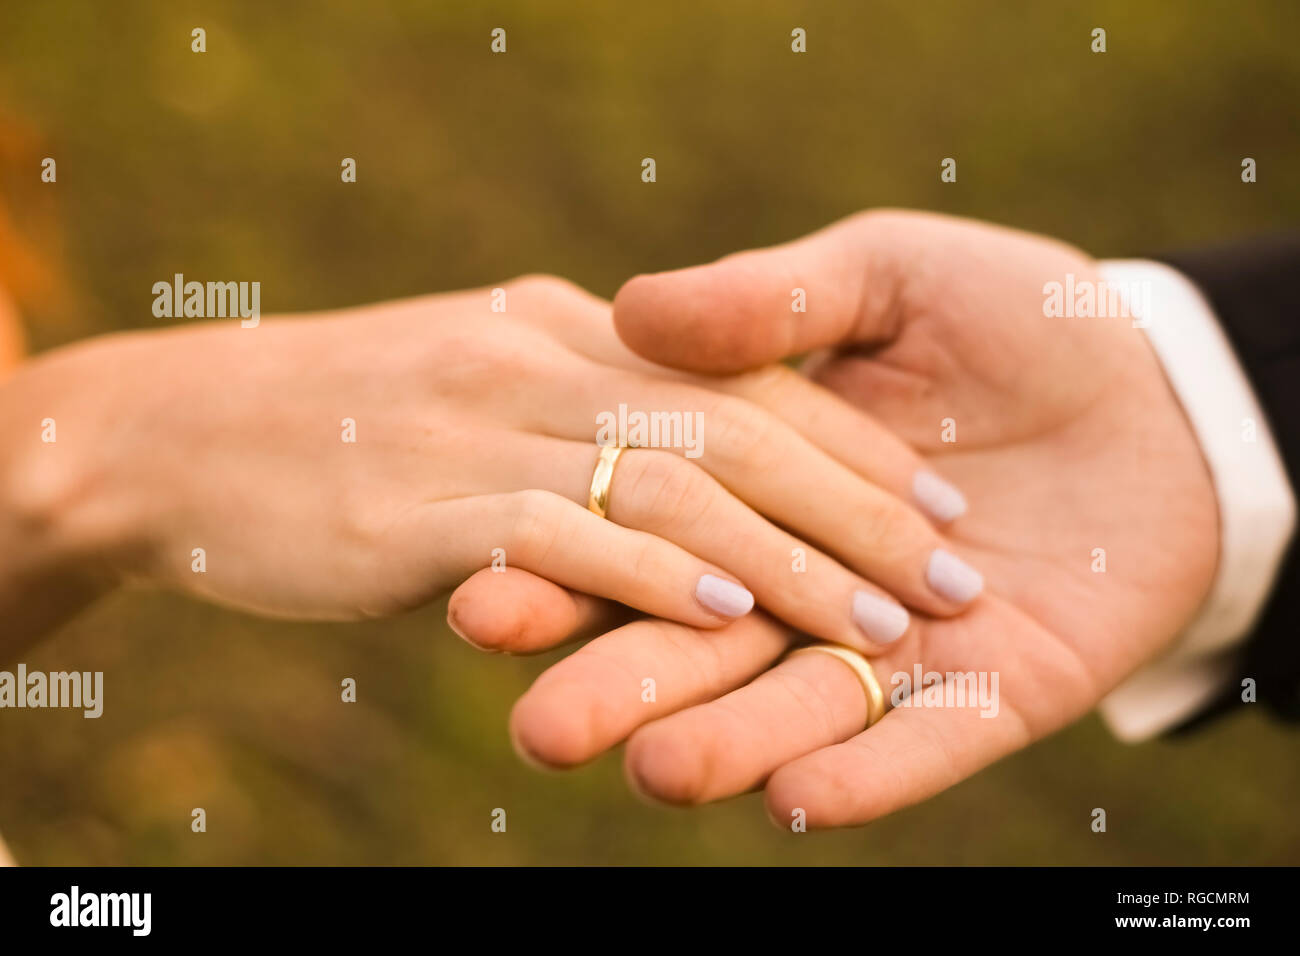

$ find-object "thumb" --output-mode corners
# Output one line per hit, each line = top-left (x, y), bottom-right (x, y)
(613, 210), (912, 374)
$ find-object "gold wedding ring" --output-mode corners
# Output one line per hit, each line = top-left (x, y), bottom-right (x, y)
(786, 644), (887, 729)
(587, 445), (625, 518)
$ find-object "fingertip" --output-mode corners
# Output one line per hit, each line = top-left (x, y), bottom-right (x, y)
(508, 686), (598, 770)
(763, 771), (804, 831)
(446, 567), (580, 653)
(851, 589), (912, 647)
(925, 548), (986, 607)
(612, 271), (689, 367)
(446, 578), (502, 652)
(624, 724), (710, 807)
(613, 266), (763, 374)
(611, 271), (657, 316)
(694, 573), (755, 621)
(766, 758), (879, 830)
(765, 765), (844, 831)
(911, 469), (968, 524)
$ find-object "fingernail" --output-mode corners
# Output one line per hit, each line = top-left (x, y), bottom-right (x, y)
(912, 470), (967, 522)
(695, 574), (755, 618)
(926, 549), (984, 603)
(852, 590), (910, 644)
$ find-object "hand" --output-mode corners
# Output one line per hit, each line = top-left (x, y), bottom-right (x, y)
(0, 273), (976, 658)
(455, 211), (1220, 827)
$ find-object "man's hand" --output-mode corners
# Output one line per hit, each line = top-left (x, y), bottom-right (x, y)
(456, 210), (1220, 827)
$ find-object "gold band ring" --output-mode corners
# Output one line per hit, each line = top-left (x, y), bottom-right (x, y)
(587, 445), (625, 518)
(786, 644), (887, 729)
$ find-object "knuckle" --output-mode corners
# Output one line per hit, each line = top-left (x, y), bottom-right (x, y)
(504, 273), (585, 307)
(706, 395), (779, 469)
(617, 451), (707, 530)
(334, 479), (402, 561)
(507, 489), (567, 566)
(770, 668), (843, 739)
(442, 328), (495, 364)
(729, 362), (801, 395)
(617, 534), (658, 584)
(657, 624), (732, 692)
(852, 207), (913, 233)
(855, 498), (930, 559)
(760, 568), (823, 622)
(434, 329), (540, 387)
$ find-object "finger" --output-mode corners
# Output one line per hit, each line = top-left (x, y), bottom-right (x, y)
(447, 567), (630, 654)
(493, 274), (636, 368)
(469, 431), (919, 653)
(544, 372), (983, 617)
(762, 599), (1096, 829)
(518, 310), (969, 526)
(510, 613), (795, 769)
(501, 274), (697, 379)
(622, 631), (922, 806)
(605, 448), (925, 651)
(707, 364), (968, 524)
(762, 686), (1030, 831)
(425, 490), (757, 629)
(528, 313), (968, 526)
(622, 598), (1091, 825)
(612, 210), (917, 373)
(418, 428), (917, 651)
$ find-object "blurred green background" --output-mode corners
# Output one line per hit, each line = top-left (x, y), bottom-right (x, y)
(1, 0), (1297, 864)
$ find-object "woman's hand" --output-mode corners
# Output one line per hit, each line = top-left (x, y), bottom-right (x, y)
(0, 274), (981, 658)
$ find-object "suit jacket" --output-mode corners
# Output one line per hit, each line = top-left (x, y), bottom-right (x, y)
(1160, 235), (1300, 726)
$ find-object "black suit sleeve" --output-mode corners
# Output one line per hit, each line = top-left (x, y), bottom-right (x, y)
(1158, 234), (1300, 727)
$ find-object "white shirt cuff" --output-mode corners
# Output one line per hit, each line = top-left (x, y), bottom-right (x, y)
(1096, 259), (1296, 741)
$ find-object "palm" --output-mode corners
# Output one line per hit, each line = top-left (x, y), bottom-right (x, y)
(809, 220), (1217, 733)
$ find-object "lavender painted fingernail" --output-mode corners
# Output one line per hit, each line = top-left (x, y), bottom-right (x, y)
(926, 549), (984, 603)
(852, 590), (910, 644)
(696, 574), (755, 618)
(912, 470), (967, 523)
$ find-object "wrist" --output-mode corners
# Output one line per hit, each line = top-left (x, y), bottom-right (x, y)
(0, 338), (148, 649)
(1097, 259), (1296, 740)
